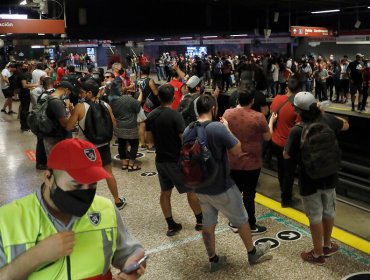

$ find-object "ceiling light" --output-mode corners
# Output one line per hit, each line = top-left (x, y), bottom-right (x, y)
(19, 0), (27, 5)
(203, 36), (218, 38)
(161, 38), (171, 40)
(0, 34), (6, 37)
(230, 34), (248, 37)
(0, 14), (28, 19)
(180, 36), (192, 39)
(311, 9), (340, 14)
(144, 38), (154, 41)
(31, 45), (45, 49)
(38, 33), (45, 35)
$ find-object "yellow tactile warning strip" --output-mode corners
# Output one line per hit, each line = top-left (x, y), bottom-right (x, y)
(255, 193), (370, 255)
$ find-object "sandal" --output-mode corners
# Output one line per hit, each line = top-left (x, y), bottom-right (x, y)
(128, 162), (142, 172)
(121, 159), (129, 170)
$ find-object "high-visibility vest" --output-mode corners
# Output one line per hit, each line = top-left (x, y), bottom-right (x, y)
(0, 193), (117, 280)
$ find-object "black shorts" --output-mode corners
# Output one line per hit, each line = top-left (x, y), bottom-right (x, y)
(97, 144), (112, 166)
(2, 88), (13, 98)
(350, 82), (363, 95)
(155, 161), (190, 194)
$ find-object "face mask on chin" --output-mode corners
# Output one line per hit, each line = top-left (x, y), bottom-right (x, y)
(50, 181), (96, 217)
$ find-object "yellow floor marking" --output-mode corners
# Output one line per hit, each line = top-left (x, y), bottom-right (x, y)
(255, 193), (370, 255)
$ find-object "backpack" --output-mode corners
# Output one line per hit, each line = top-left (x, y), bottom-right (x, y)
(80, 100), (113, 145)
(299, 120), (341, 179)
(215, 61), (223, 76)
(177, 93), (200, 126)
(27, 95), (58, 137)
(179, 121), (218, 188)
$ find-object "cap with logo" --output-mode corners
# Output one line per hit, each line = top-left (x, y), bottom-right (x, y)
(294, 91), (317, 111)
(186, 76), (201, 89)
(47, 138), (111, 184)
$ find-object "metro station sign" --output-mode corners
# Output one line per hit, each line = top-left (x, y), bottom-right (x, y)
(0, 19), (65, 34)
(290, 26), (331, 37)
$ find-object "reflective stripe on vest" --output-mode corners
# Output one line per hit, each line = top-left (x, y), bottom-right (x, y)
(0, 193), (117, 280)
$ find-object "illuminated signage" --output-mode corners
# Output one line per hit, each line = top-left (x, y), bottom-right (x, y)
(0, 19), (65, 34)
(291, 26), (332, 37)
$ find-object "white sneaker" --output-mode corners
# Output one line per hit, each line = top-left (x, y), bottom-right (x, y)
(248, 242), (271, 264)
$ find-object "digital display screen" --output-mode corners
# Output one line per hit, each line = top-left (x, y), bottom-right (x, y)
(186, 46), (207, 57)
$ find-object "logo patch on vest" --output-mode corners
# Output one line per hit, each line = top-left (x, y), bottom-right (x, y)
(84, 148), (96, 161)
(88, 211), (101, 226)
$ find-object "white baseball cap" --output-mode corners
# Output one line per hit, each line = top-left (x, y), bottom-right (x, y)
(294, 91), (316, 111)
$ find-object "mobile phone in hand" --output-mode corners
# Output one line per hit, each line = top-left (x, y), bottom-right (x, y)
(122, 255), (149, 274)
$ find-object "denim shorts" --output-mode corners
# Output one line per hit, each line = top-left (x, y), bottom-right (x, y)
(197, 185), (249, 227)
(302, 188), (336, 225)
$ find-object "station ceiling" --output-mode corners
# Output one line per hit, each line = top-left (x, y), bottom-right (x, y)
(1, 0), (370, 40)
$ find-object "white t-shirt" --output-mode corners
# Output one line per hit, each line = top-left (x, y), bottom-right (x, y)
(32, 69), (47, 85)
(1, 68), (12, 90)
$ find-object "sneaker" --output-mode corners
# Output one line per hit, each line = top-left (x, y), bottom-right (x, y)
(139, 145), (148, 151)
(301, 250), (325, 265)
(323, 242), (339, 257)
(1, 109), (6, 113)
(166, 222), (182, 236)
(250, 224), (267, 236)
(146, 147), (156, 153)
(209, 255), (227, 272)
(115, 197), (127, 210)
(228, 222), (238, 233)
(248, 242), (271, 264)
(7, 110), (16, 115)
(195, 223), (203, 231)
(281, 198), (300, 208)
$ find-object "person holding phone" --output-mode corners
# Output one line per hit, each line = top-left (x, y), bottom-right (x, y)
(0, 139), (146, 280)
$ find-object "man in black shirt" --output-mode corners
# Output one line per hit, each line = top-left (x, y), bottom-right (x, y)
(347, 53), (364, 111)
(146, 84), (202, 237)
(18, 62), (38, 131)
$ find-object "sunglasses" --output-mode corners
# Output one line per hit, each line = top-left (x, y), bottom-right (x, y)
(104, 76), (112, 79)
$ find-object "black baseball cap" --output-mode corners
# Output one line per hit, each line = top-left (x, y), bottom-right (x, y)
(56, 81), (74, 92)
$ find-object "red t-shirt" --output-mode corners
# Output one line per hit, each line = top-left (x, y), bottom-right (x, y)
(56, 67), (65, 83)
(168, 79), (184, 110)
(223, 107), (269, 170)
(270, 95), (300, 148)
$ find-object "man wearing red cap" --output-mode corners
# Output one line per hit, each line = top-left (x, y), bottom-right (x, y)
(0, 138), (146, 280)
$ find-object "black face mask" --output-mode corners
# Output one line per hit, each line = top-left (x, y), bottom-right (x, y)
(118, 69), (124, 75)
(50, 183), (96, 217)
(22, 68), (28, 72)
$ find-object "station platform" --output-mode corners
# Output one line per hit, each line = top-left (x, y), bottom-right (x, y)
(0, 94), (369, 280)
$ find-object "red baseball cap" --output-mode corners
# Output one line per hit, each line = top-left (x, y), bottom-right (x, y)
(47, 138), (111, 184)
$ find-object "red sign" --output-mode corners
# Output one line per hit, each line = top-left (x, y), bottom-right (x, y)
(290, 26), (332, 37)
(0, 19), (65, 34)
(25, 150), (36, 162)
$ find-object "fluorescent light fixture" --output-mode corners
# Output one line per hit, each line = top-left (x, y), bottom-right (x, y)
(336, 41), (370, 45)
(31, 45), (45, 49)
(0, 14), (28, 19)
(38, 33), (45, 35)
(203, 35), (218, 38)
(6, 33), (12, 35)
(230, 34), (248, 37)
(180, 36), (192, 39)
(0, 34), (6, 37)
(311, 9), (340, 14)
(19, 0), (27, 5)
(161, 37), (171, 40)
(144, 38), (155, 41)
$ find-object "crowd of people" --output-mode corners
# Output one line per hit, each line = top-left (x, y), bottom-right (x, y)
(0, 49), (352, 278)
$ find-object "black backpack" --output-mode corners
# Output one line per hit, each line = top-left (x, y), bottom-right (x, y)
(179, 121), (218, 189)
(27, 95), (58, 137)
(80, 100), (113, 145)
(299, 120), (341, 179)
(177, 93), (200, 126)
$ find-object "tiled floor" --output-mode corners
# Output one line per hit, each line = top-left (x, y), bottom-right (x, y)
(0, 95), (369, 279)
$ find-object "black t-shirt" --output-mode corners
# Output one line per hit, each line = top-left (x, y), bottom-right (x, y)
(228, 90), (267, 113)
(46, 97), (69, 138)
(146, 106), (185, 162)
(19, 71), (32, 95)
(285, 113), (343, 196)
(347, 60), (363, 83)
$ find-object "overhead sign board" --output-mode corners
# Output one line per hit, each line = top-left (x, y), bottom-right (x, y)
(291, 26), (331, 37)
(0, 19), (65, 34)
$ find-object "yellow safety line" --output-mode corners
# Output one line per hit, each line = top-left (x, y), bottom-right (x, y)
(255, 193), (370, 255)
